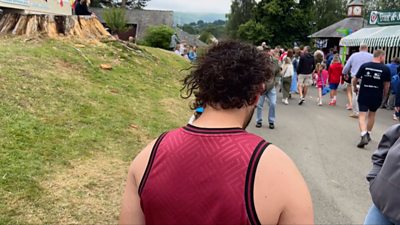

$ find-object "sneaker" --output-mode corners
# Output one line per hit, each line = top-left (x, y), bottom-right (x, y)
(366, 133), (371, 142)
(318, 102), (323, 106)
(357, 134), (369, 148)
(329, 100), (336, 106)
(269, 123), (275, 129)
(346, 104), (352, 110)
(255, 122), (262, 128)
(393, 114), (399, 121)
(284, 99), (289, 105)
(299, 98), (305, 105)
(349, 113), (359, 119)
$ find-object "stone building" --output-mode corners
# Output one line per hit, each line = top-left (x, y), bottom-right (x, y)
(92, 8), (173, 41)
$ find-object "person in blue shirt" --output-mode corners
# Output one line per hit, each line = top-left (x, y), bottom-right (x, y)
(326, 49), (338, 70)
(387, 58), (400, 76)
(188, 46), (197, 63)
(382, 58), (400, 110)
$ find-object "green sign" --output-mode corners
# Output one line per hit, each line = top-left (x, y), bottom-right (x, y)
(369, 11), (400, 26)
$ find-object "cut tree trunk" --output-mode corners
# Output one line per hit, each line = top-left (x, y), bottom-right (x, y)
(0, 13), (111, 39)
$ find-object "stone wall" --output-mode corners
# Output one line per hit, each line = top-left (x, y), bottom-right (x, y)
(92, 8), (174, 40)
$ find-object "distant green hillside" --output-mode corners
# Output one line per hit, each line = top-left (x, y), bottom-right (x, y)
(0, 38), (191, 224)
(174, 12), (226, 25)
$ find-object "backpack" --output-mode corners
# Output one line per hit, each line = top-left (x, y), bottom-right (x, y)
(391, 73), (400, 94)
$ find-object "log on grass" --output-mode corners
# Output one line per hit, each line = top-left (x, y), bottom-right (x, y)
(0, 13), (112, 39)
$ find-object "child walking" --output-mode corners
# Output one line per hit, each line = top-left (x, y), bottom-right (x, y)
(281, 57), (294, 105)
(316, 63), (329, 106)
(328, 55), (343, 106)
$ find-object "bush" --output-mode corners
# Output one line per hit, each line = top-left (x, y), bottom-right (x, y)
(199, 31), (212, 44)
(103, 8), (128, 34)
(143, 25), (174, 50)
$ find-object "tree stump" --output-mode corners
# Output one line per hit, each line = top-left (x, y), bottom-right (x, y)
(0, 13), (111, 39)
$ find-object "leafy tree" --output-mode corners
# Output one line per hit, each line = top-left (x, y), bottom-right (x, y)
(178, 20), (227, 39)
(197, 20), (205, 26)
(238, 20), (272, 45)
(213, 20), (226, 26)
(143, 25), (174, 50)
(314, 0), (346, 31)
(180, 24), (198, 35)
(226, 0), (256, 39)
(251, 0), (314, 47)
(365, 0), (400, 11)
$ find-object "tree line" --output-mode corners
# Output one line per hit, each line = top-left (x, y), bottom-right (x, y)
(226, 0), (400, 47)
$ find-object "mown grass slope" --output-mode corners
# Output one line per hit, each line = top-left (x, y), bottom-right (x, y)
(0, 37), (191, 224)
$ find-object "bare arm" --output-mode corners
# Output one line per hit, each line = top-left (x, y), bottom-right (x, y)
(383, 81), (390, 99)
(119, 140), (157, 225)
(352, 77), (359, 94)
(254, 145), (314, 225)
(342, 56), (352, 75)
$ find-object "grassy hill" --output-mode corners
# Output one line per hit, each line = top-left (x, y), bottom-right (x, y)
(0, 37), (191, 224)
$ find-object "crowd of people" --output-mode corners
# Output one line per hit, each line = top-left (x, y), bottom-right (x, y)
(255, 43), (400, 149)
(170, 33), (197, 63)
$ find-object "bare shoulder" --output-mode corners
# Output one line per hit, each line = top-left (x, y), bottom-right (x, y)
(119, 140), (157, 225)
(254, 145), (314, 224)
(129, 139), (158, 186)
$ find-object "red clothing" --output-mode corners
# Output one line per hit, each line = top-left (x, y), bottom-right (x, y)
(328, 62), (343, 84)
(139, 125), (269, 225)
(316, 69), (329, 88)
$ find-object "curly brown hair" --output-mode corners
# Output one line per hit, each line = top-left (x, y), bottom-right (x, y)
(181, 41), (274, 110)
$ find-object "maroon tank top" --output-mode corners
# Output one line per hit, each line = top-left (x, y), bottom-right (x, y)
(139, 124), (270, 225)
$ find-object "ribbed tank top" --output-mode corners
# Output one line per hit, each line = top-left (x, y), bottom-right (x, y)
(139, 124), (270, 225)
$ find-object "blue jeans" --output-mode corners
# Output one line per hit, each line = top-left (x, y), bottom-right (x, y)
(291, 72), (298, 93)
(364, 204), (396, 225)
(256, 87), (276, 124)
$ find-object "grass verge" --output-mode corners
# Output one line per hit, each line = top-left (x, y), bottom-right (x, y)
(0, 37), (191, 224)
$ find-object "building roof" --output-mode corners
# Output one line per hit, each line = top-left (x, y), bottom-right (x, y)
(309, 17), (366, 38)
(175, 28), (208, 47)
(348, 0), (363, 6)
(340, 25), (400, 47)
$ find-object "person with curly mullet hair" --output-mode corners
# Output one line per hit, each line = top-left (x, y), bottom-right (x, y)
(119, 41), (314, 225)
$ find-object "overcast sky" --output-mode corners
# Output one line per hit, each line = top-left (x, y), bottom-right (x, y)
(146, 0), (232, 13)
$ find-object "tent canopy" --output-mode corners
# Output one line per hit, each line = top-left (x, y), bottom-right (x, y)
(340, 25), (400, 47)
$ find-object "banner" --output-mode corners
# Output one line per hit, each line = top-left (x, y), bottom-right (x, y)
(369, 10), (400, 26)
(315, 39), (328, 49)
(0, 0), (71, 15)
